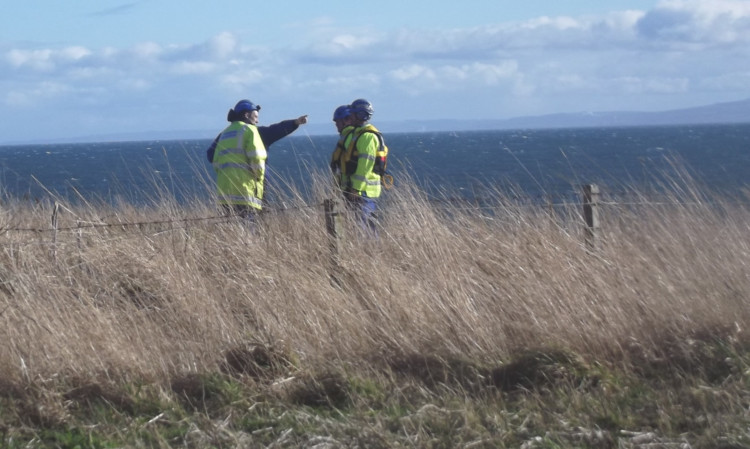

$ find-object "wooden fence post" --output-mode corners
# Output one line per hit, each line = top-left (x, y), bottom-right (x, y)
(76, 220), (84, 270)
(582, 184), (600, 250)
(324, 198), (343, 266)
(51, 202), (60, 263)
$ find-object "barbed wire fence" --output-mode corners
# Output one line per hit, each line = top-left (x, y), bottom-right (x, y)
(1, 183), (746, 260)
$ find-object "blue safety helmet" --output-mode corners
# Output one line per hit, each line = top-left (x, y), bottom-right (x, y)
(350, 98), (373, 121)
(233, 99), (261, 113)
(333, 105), (351, 121)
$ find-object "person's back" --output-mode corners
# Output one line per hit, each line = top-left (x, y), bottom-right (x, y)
(211, 100), (267, 217)
(345, 99), (383, 201)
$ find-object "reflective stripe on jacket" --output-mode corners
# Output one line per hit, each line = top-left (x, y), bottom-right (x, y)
(212, 122), (267, 209)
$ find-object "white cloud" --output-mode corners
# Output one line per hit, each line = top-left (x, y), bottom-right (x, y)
(295, 74), (362, 96)
(637, 0), (750, 46)
(207, 32), (238, 59)
(388, 61), (519, 94)
(521, 15), (582, 31)
(390, 64), (436, 82)
(329, 34), (363, 51)
(7, 48), (55, 70)
(306, 33), (379, 58)
(3, 1), (750, 141)
(131, 42), (163, 59)
(5, 45), (90, 73)
(219, 70), (265, 91)
(60, 46), (92, 61)
(171, 61), (216, 75)
(101, 47), (119, 58)
(5, 81), (72, 106)
(468, 62), (520, 85)
(67, 66), (113, 80)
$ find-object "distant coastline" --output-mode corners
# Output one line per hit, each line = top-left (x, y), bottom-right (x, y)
(382, 97), (750, 134)
(3, 97), (750, 146)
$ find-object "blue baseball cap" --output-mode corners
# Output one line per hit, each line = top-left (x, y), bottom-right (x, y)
(234, 99), (261, 113)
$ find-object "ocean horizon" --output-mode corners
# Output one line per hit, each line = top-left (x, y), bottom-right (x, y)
(1, 123), (748, 206)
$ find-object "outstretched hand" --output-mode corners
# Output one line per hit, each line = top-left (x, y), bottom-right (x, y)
(295, 115), (308, 125)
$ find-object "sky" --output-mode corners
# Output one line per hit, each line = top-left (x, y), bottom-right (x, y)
(2, 0), (750, 143)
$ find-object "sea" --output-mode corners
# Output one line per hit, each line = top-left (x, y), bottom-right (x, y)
(0, 123), (748, 207)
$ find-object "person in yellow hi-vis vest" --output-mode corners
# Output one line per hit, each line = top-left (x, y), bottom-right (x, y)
(329, 104), (354, 188)
(210, 99), (267, 222)
(340, 98), (388, 236)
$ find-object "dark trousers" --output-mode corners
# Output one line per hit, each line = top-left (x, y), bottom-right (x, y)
(221, 204), (259, 227)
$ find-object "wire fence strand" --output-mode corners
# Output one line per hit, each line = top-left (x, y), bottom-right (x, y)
(0, 193), (746, 236)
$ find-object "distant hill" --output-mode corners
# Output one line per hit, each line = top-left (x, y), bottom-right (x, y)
(378, 97), (750, 133)
(5, 98), (750, 144)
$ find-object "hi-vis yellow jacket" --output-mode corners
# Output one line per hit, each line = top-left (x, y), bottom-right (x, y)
(211, 121), (267, 210)
(337, 124), (386, 199)
(330, 125), (355, 188)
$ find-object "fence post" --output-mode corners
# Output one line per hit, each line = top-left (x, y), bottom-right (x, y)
(582, 184), (600, 250)
(51, 202), (60, 263)
(324, 198), (343, 266)
(76, 220), (84, 270)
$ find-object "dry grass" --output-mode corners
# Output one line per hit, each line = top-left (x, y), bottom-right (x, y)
(0, 170), (749, 446)
(1, 172), (749, 382)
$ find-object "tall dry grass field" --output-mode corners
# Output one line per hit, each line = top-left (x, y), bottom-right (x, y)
(1, 171), (748, 387)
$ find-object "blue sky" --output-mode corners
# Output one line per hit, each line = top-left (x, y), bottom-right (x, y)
(2, 0), (750, 143)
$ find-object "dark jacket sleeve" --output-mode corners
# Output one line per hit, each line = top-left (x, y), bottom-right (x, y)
(206, 135), (219, 162)
(256, 120), (300, 148)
